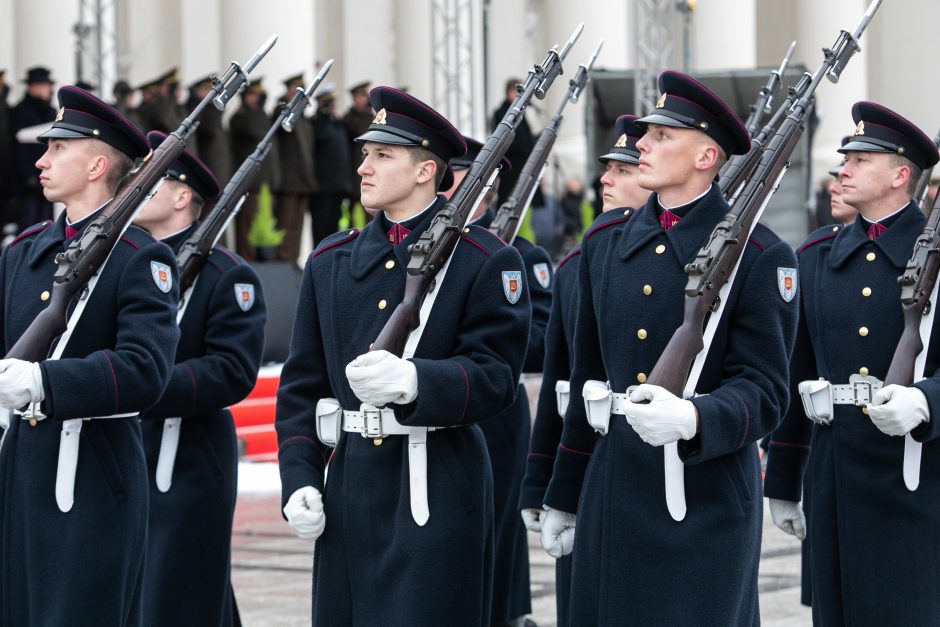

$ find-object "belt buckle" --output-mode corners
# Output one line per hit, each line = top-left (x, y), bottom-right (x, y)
(361, 406), (385, 446)
(848, 374), (879, 406)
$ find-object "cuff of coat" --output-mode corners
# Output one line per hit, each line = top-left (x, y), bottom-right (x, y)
(277, 437), (325, 513)
(396, 358), (471, 427)
(763, 443), (809, 502)
(543, 446), (591, 514)
(682, 393), (747, 464)
(519, 454), (555, 510)
(912, 380), (940, 443)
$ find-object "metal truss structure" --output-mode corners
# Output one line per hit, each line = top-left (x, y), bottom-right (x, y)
(431, 0), (485, 138)
(73, 0), (118, 95)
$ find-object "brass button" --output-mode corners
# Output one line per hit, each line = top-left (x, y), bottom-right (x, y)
(348, 230), (356, 236)
(858, 326), (869, 337)
(623, 209), (631, 216)
(832, 226), (839, 232)
(637, 329), (648, 340)
(373, 437), (383, 446)
(861, 406), (869, 415)
(463, 227), (470, 233)
(40, 290), (50, 301)
(859, 367), (870, 376)
(378, 299), (387, 310)
(643, 284), (653, 296)
(655, 244), (666, 255)
(862, 287), (872, 297)
(866, 252), (876, 262)
(385, 259), (395, 270)
(637, 372), (647, 383)
(29, 418), (37, 427)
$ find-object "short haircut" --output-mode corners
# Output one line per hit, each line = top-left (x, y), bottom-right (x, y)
(409, 145), (446, 188)
(505, 78), (520, 94)
(97, 141), (135, 192)
(890, 153), (922, 196)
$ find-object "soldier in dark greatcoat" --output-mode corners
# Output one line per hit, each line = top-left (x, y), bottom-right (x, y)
(272, 73), (316, 265)
(310, 83), (351, 245)
(764, 102), (940, 627)
(7, 66), (56, 233)
(186, 76), (232, 186)
(519, 114), (650, 627)
(135, 131), (265, 627)
(275, 86), (530, 626)
(540, 72), (799, 626)
(443, 136), (551, 627)
(229, 78), (278, 262)
(0, 85), (179, 626)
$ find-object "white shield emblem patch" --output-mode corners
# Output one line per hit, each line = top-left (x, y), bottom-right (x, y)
(234, 283), (255, 312)
(150, 261), (172, 294)
(533, 262), (551, 289)
(502, 270), (523, 305)
(777, 267), (797, 303)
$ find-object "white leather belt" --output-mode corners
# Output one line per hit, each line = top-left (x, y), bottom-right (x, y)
(554, 380), (570, 418)
(155, 417), (182, 493)
(315, 398), (452, 527)
(798, 375), (883, 426)
(15, 409), (137, 512)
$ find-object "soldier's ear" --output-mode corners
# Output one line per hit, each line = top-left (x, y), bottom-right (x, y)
(891, 162), (911, 190)
(694, 142), (719, 172)
(87, 154), (109, 183)
(416, 159), (436, 185)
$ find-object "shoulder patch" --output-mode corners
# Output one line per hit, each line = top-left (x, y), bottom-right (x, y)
(311, 229), (360, 260)
(234, 283), (256, 311)
(533, 262), (551, 289)
(777, 267), (797, 302)
(501, 270), (523, 304)
(150, 261), (173, 293)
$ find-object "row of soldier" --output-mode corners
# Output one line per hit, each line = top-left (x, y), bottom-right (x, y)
(0, 41), (933, 627)
(0, 65), (380, 265)
(272, 65), (940, 627)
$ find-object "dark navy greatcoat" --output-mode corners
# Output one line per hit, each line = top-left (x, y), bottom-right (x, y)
(473, 209), (552, 623)
(140, 226), (265, 627)
(275, 195), (530, 627)
(544, 184), (799, 626)
(0, 214), (179, 627)
(765, 202), (940, 626)
(520, 242), (581, 627)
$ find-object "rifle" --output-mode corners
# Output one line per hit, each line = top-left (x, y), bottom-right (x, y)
(176, 60), (333, 302)
(742, 40), (796, 138)
(6, 35), (277, 362)
(647, 0), (882, 522)
(912, 130), (940, 210)
(489, 39), (603, 244)
(371, 23), (583, 356)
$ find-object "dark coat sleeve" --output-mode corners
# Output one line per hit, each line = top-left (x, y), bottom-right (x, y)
(517, 239), (552, 373)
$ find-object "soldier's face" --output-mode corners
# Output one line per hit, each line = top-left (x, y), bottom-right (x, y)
(828, 177), (856, 225)
(635, 124), (700, 192)
(358, 142), (428, 212)
(133, 180), (185, 231)
(838, 151), (902, 208)
(599, 160), (649, 212)
(35, 138), (98, 203)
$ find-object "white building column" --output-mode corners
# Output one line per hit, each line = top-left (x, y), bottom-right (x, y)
(218, 0), (316, 108)
(795, 0), (869, 185)
(691, 0), (756, 71)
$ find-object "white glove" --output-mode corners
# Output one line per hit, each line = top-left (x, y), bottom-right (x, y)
(769, 498), (806, 541)
(868, 384), (930, 437)
(540, 507), (576, 558)
(0, 359), (44, 410)
(283, 486), (326, 541)
(345, 350), (418, 407)
(623, 384), (697, 446)
(520, 508), (543, 533)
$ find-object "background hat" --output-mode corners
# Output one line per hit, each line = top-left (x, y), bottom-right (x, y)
(349, 80), (370, 96)
(599, 114), (643, 165)
(450, 135), (512, 172)
(283, 73), (304, 89)
(23, 66), (54, 85)
(828, 136), (851, 177)
(146, 131), (220, 200)
(636, 70), (750, 156)
(188, 75), (213, 92)
(38, 85), (149, 159)
(355, 86), (466, 165)
(112, 80), (132, 97)
(244, 78), (265, 95)
(75, 80), (96, 92)
(315, 82), (336, 102)
(838, 101), (940, 170)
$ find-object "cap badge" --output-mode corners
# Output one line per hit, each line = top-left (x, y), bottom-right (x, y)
(614, 134), (628, 148)
(855, 121), (865, 136)
(372, 108), (387, 125)
(656, 93), (667, 109)
(55, 107), (65, 123)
